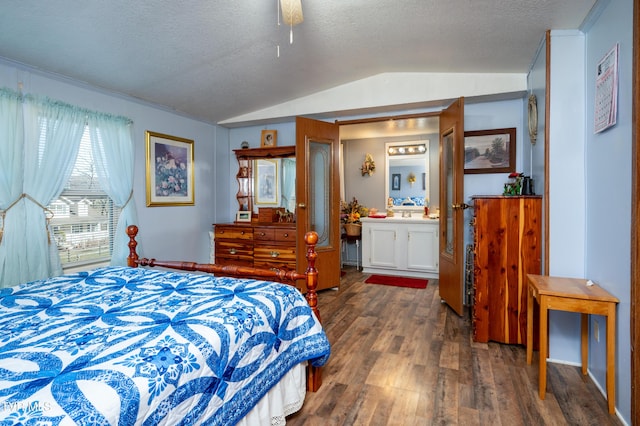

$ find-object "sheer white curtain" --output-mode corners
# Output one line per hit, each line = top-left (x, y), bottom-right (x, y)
(0, 94), (84, 287)
(281, 158), (296, 213)
(88, 113), (138, 265)
(0, 89), (24, 287)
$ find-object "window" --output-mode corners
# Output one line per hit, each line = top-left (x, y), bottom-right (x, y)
(49, 127), (120, 268)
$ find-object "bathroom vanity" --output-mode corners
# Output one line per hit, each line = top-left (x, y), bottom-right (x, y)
(361, 216), (439, 279)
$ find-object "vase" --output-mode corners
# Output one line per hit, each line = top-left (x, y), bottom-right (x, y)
(343, 223), (362, 236)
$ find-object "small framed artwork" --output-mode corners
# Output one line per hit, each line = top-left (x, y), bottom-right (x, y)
(145, 130), (195, 206)
(463, 128), (516, 174)
(391, 173), (401, 191)
(255, 159), (278, 204)
(261, 130), (277, 148)
(236, 211), (252, 222)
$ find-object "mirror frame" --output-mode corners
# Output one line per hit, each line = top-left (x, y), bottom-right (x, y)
(384, 140), (430, 211)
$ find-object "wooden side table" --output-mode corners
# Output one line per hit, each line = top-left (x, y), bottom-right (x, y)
(526, 274), (619, 414)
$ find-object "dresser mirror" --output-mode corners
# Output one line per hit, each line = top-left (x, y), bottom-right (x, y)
(384, 140), (430, 211)
(253, 157), (296, 214)
(233, 146), (296, 216)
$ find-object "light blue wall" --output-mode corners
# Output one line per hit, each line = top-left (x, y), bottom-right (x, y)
(0, 60), (218, 265)
(584, 0), (633, 420)
(544, 30), (587, 373)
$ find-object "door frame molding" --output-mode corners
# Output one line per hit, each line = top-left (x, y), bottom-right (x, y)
(631, 0), (639, 421)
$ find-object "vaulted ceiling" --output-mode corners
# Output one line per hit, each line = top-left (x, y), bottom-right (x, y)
(0, 1), (597, 126)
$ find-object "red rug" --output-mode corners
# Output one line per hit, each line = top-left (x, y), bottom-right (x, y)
(364, 275), (428, 289)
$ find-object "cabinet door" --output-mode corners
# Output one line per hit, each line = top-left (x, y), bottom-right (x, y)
(406, 225), (438, 271)
(368, 225), (398, 268)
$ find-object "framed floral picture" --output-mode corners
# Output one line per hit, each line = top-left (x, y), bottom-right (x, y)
(145, 131), (195, 206)
(255, 159), (278, 204)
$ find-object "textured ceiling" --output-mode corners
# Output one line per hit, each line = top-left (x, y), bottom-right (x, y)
(0, 1), (596, 125)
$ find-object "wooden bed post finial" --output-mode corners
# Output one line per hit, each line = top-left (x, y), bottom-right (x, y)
(304, 231), (320, 322)
(127, 225), (139, 267)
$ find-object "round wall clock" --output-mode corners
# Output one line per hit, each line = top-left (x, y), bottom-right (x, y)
(528, 94), (538, 145)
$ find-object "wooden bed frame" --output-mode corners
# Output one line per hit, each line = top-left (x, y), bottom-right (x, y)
(125, 224), (323, 391)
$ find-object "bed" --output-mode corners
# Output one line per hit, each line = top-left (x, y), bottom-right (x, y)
(0, 225), (330, 425)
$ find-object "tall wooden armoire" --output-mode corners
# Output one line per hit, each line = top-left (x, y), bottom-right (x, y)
(471, 195), (542, 345)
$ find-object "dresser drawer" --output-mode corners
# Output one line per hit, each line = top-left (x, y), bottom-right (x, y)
(215, 241), (253, 263)
(254, 226), (296, 242)
(274, 228), (295, 242)
(214, 225), (253, 240)
(254, 245), (296, 264)
(253, 227), (275, 241)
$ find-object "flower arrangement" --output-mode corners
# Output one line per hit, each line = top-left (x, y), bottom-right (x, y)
(503, 172), (523, 196)
(360, 153), (376, 176)
(341, 197), (369, 224)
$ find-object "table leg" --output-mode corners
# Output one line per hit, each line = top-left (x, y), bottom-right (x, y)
(527, 285), (534, 365)
(539, 296), (548, 400)
(606, 304), (616, 414)
(581, 313), (588, 375)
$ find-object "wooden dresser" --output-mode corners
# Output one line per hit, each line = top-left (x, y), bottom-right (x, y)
(213, 222), (297, 282)
(471, 195), (542, 345)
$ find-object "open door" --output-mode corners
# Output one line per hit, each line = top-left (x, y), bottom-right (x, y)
(295, 117), (341, 291)
(439, 98), (466, 316)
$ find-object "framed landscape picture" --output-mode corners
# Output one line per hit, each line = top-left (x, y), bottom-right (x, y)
(463, 128), (516, 174)
(145, 131), (195, 206)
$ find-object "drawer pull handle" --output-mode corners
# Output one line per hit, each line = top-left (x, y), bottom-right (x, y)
(229, 248), (237, 255)
(240, 231), (245, 235)
(260, 232), (266, 236)
(283, 233), (288, 237)
(270, 251), (280, 258)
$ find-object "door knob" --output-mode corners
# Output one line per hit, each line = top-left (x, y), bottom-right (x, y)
(451, 203), (471, 210)
(298, 203), (306, 209)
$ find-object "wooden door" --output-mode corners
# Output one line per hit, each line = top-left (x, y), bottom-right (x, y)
(438, 97), (466, 315)
(295, 117), (341, 291)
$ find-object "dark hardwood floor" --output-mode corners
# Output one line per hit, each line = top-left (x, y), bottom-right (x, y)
(287, 267), (622, 426)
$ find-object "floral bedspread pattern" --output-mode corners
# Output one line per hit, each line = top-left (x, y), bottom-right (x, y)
(0, 267), (330, 425)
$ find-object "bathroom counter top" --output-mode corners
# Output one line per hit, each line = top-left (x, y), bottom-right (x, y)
(361, 216), (439, 224)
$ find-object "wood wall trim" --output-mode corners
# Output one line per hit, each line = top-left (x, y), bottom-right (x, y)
(544, 30), (551, 275)
(335, 111), (440, 126)
(631, 0), (639, 422)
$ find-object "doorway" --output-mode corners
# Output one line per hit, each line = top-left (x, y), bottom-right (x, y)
(338, 114), (440, 214)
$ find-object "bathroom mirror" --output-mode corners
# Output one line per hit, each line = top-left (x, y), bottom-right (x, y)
(385, 141), (429, 211)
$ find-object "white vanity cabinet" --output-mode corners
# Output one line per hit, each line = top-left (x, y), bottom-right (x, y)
(361, 217), (439, 279)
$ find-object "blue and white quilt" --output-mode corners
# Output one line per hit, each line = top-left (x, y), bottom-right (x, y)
(0, 266), (330, 425)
